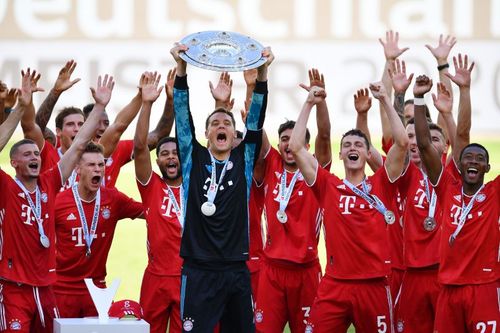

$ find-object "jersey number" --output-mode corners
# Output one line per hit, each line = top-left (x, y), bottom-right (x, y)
(377, 315), (387, 333)
(476, 321), (497, 333)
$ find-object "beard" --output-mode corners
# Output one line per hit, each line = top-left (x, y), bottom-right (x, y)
(160, 169), (181, 181)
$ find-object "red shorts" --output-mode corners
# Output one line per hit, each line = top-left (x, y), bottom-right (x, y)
(305, 275), (394, 333)
(0, 281), (59, 333)
(53, 289), (97, 318)
(394, 266), (440, 333)
(434, 281), (500, 333)
(389, 267), (405, 303)
(254, 260), (321, 333)
(140, 270), (181, 333)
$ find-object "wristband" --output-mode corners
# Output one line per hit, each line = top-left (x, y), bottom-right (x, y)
(437, 63), (449, 71)
(413, 97), (425, 106)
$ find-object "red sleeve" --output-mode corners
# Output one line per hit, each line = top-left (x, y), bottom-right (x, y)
(113, 188), (144, 220)
(381, 137), (393, 154)
(40, 140), (60, 173)
(310, 166), (339, 207)
(396, 163), (413, 198)
(110, 140), (134, 169)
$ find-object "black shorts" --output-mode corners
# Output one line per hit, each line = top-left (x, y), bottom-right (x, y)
(180, 261), (255, 333)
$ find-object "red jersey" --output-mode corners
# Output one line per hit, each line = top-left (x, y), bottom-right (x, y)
(262, 148), (323, 264)
(54, 186), (143, 293)
(40, 140), (61, 174)
(434, 171), (499, 285)
(387, 193), (405, 270)
(312, 166), (397, 279)
(103, 140), (134, 188)
(0, 167), (62, 286)
(247, 181), (265, 273)
(137, 172), (183, 276)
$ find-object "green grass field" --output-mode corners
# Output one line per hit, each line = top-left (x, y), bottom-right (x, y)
(1, 136), (499, 333)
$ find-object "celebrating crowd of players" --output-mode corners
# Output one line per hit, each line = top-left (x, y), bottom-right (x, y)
(0, 30), (498, 333)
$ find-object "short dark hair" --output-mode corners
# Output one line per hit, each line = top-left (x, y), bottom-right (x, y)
(205, 108), (236, 130)
(156, 137), (178, 157)
(82, 103), (94, 120)
(55, 107), (84, 129)
(82, 141), (104, 155)
(405, 99), (432, 121)
(278, 120), (310, 144)
(459, 143), (489, 164)
(340, 129), (370, 150)
(10, 139), (37, 159)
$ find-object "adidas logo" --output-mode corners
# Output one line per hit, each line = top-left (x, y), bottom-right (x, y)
(17, 192), (25, 199)
(336, 184), (346, 190)
(66, 213), (77, 221)
(453, 195), (461, 201)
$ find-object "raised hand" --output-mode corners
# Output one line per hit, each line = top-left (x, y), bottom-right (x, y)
(445, 53), (475, 88)
(243, 68), (258, 87)
(413, 75), (433, 97)
(19, 68), (44, 106)
(209, 72), (233, 105)
(378, 30), (409, 60)
(425, 34), (457, 63)
(142, 71), (163, 102)
(432, 82), (453, 114)
(165, 67), (176, 100)
(53, 60), (81, 95)
(305, 86), (327, 105)
(369, 81), (389, 100)
(170, 43), (188, 64)
(389, 59), (414, 93)
(4, 88), (18, 109)
(354, 88), (372, 114)
(299, 68), (325, 92)
(90, 74), (115, 106)
(0, 81), (7, 101)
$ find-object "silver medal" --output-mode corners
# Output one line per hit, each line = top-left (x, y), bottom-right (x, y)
(423, 217), (437, 232)
(384, 210), (395, 225)
(40, 234), (50, 248)
(276, 210), (288, 224)
(201, 202), (216, 216)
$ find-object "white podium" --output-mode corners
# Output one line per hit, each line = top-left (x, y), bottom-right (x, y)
(54, 318), (149, 333)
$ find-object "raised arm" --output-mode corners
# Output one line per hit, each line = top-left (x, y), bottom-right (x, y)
(146, 68), (176, 150)
(20, 68), (45, 149)
(413, 75), (442, 184)
(425, 34), (456, 100)
(210, 72), (234, 110)
(378, 30), (409, 141)
(354, 88), (383, 171)
(98, 73), (144, 157)
(299, 68), (331, 167)
(432, 82), (456, 161)
(59, 75), (114, 183)
(0, 93), (23, 152)
(445, 53), (474, 164)
(0, 81), (7, 124)
(134, 72), (163, 184)
(389, 59), (414, 123)
(370, 82), (409, 181)
(36, 60), (80, 135)
(289, 87), (326, 185)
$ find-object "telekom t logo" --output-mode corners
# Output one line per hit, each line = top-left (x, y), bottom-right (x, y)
(413, 188), (428, 209)
(339, 195), (356, 214)
(450, 205), (462, 225)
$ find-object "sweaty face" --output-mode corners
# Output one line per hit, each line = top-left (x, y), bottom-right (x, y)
(93, 112), (110, 143)
(157, 141), (181, 181)
(340, 135), (370, 171)
(205, 112), (235, 156)
(76, 152), (105, 192)
(57, 113), (85, 151)
(278, 128), (296, 166)
(459, 146), (490, 186)
(11, 143), (41, 179)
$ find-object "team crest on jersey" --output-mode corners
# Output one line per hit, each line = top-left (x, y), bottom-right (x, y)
(476, 193), (486, 202)
(41, 192), (48, 203)
(106, 157), (114, 167)
(254, 309), (263, 323)
(365, 183), (372, 192)
(305, 323), (314, 333)
(101, 207), (111, 219)
(397, 319), (404, 332)
(9, 318), (21, 330)
(182, 317), (194, 331)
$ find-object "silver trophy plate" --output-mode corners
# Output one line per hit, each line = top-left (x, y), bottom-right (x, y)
(179, 31), (266, 72)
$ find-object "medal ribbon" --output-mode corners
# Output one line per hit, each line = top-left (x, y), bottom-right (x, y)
(278, 169), (301, 213)
(420, 170), (437, 218)
(15, 178), (47, 241)
(343, 178), (389, 217)
(205, 151), (230, 204)
(450, 184), (485, 242)
(72, 184), (101, 255)
(166, 184), (183, 226)
(58, 148), (77, 187)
